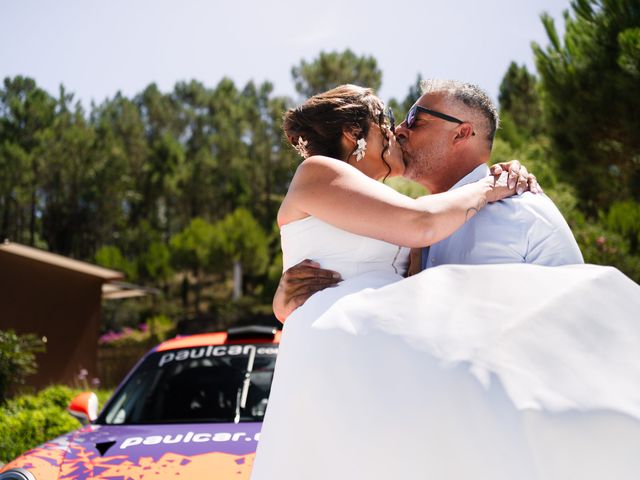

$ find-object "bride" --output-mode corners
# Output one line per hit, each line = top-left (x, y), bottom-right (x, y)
(250, 85), (640, 479)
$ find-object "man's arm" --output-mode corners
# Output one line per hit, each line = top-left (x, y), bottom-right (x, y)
(273, 260), (342, 323)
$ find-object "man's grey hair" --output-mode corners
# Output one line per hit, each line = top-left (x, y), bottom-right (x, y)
(420, 79), (499, 148)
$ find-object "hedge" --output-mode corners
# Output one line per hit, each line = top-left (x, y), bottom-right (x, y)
(0, 385), (112, 463)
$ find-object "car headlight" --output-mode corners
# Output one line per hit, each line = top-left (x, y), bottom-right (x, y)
(0, 469), (36, 480)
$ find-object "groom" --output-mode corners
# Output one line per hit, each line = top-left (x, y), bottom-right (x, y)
(273, 79), (583, 321)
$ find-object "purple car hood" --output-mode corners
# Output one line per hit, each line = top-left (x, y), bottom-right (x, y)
(2, 422), (261, 479)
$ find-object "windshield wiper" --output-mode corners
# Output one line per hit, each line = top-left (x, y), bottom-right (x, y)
(234, 345), (257, 423)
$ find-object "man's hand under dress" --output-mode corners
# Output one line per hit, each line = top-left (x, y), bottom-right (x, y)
(273, 259), (342, 323)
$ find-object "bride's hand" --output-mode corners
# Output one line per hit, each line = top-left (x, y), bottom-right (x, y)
(489, 159), (542, 195)
(484, 171), (517, 203)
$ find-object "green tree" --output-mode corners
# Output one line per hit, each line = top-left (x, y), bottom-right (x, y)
(95, 245), (137, 280)
(497, 62), (544, 147)
(139, 241), (173, 286)
(603, 200), (640, 254)
(533, 0), (640, 212)
(291, 49), (383, 97)
(387, 73), (423, 122)
(209, 78), (253, 215)
(0, 141), (31, 243)
(0, 74), (302, 326)
(173, 79), (229, 221)
(90, 92), (150, 256)
(0, 76), (56, 245)
(170, 218), (218, 312)
(212, 208), (269, 299)
(39, 94), (109, 258)
(240, 81), (294, 227)
(134, 83), (186, 236)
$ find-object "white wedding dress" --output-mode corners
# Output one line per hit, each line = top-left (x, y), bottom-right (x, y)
(251, 215), (640, 480)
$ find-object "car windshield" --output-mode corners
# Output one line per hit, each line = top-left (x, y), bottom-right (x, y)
(97, 342), (278, 425)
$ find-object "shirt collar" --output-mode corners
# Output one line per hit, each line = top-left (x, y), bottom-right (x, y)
(449, 164), (490, 190)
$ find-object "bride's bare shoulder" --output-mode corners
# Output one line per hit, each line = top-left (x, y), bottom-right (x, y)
(296, 155), (344, 170)
(293, 155), (357, 183)
(280, 156), (350, 226)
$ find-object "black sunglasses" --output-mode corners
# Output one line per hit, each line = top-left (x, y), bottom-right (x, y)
(405, 105), (474, 135)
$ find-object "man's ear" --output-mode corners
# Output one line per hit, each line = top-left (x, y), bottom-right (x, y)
(453, 123), (475, 145)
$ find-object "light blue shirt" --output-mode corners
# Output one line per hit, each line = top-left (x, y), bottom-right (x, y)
(422, 164), (584, 269)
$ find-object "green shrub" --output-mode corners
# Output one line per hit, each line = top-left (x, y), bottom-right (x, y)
(603, 200), (640, 254)
(572, 220), (640, 284)
(0, 330), (46, 404)
(0, 385), (112, 463)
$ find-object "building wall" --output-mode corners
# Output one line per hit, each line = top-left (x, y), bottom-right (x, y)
(0, 251), (102, 389)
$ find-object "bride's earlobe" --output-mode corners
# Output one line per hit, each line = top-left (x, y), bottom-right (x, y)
(342, 128), (358, 144)
(340, 128), (359, 161)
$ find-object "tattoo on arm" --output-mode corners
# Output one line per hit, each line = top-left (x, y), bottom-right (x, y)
(465, 199), (487, 222)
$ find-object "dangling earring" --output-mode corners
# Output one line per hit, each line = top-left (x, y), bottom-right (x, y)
(293, 136), (309, 159)
(353, 138), (367, 162)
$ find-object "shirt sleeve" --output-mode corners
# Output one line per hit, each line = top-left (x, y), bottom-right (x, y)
(519, 194), (584, 266)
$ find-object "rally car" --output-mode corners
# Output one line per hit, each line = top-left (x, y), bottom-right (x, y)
(0, 325), (281, 480)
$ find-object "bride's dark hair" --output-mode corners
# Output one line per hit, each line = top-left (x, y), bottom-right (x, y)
(283, 84), (392, 178)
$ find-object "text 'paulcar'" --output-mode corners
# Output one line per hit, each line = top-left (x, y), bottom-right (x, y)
(0, 325), (281, 480)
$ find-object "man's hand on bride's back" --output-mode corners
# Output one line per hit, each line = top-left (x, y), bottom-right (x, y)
(273, 259), (342, 323)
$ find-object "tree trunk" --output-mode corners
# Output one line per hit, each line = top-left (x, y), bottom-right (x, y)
(194, 267), (201, 314)
(29, 160), (38, 246)
(1, 195), (10, 241)
(232, 260), (242, 300)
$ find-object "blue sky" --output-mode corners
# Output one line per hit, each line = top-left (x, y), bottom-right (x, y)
(1, 0), (568, 106)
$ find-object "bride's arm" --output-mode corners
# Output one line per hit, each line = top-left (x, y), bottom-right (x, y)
(281, 156), (514, 248)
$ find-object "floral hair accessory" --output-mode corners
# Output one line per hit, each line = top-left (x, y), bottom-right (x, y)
(354, 138), (367, 161)
(293, 136), (309, 159)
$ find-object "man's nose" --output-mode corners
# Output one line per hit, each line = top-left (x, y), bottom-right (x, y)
(394, 120), (408, 141)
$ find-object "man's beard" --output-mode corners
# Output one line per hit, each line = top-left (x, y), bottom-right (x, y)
(402, 144), (432, 182)
(401, 144), (443, 184)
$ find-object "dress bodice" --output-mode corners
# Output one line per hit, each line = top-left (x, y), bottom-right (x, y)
(280, 215), (410, 280)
